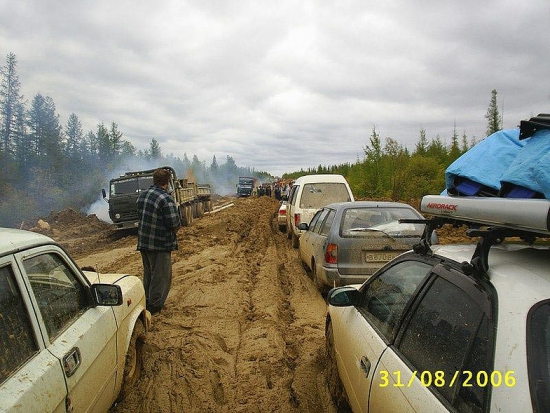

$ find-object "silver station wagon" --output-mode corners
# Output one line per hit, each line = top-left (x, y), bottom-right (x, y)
(298, 201), (425, 293)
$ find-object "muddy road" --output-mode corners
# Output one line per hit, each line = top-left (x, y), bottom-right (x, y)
(46, 196), (335, 413)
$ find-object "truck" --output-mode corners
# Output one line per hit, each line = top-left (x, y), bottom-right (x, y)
(236, 176), (257, 197)
(102, 166), (213, 230)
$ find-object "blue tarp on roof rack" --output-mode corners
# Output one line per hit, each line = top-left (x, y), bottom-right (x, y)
(500, 129), (550, 199)
(444, 114), (550, 200)
(445, 128), (525, 196)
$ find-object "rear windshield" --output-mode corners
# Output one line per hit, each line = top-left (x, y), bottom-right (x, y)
(340, 207), (424, 238)
(299, 183), (351, 208)
(528, 301), (550, 413)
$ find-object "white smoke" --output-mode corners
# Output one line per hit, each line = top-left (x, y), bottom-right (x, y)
(85, 196), (112, 223)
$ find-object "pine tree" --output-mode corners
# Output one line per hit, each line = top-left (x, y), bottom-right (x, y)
(0, 53), (25, 157)
(485, 89), (502, 136)
(65, 113), (83, 158)
(149, 138), (161, 159)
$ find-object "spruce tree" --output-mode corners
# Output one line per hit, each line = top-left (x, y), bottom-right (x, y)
(485, 89), (502, 136)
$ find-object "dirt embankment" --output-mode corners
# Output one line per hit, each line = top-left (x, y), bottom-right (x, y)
(42, 196), (335, 413)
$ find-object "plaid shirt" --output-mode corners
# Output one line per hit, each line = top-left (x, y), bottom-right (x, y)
(136, 185), (181, 251)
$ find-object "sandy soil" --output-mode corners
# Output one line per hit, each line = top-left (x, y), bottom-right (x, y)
(31, 196), (478, 413)
(38, 196), (335, 413)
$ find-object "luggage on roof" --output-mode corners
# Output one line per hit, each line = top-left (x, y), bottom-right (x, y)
(444, 113), (550, 200)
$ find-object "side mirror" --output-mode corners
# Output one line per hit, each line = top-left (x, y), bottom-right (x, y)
(327, 286), (359, 307)
(91, 284), (123, 306)
(101, 188), (107, 200)
(298, 223), (308, 231)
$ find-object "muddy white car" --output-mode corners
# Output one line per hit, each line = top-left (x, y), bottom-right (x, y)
(0, 228), (149, 412)
(326, 196), (550, 413)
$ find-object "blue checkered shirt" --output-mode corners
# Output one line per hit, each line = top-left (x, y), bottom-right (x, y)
(136, 185), (181, 251)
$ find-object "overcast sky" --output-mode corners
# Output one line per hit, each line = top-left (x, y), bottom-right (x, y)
(1, 0), (549, 177)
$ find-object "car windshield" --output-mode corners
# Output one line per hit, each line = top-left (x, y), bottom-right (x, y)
(341, 207), (424, 238)
(111, 176), (153, 195)
(299, 183), (351, 208)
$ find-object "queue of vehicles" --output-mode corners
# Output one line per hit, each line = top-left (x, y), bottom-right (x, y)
(3, 126), (550, 413)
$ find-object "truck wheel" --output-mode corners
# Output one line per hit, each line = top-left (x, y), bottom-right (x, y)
(206, 200), (213, 212)
(118, 320), (145, 401)
(186, 205), (193, 225)
(179, 206), (189, 226)
(197, 202), (204, 218)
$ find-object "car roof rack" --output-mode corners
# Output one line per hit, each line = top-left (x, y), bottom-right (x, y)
(401, 195), (550, 280)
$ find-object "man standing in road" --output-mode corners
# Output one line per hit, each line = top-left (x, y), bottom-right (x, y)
(137, 168), (181, 314)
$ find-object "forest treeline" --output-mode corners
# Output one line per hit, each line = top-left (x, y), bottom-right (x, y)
(1, 52), (501, 227)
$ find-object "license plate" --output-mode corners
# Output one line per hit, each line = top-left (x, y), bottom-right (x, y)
(364, 252), (399, 262)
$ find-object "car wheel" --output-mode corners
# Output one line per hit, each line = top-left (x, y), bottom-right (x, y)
(326, 320), (351, 412)
(118, 320), (146, 401)
(292, 232), (299, 249)
(312, 263), (328, 295)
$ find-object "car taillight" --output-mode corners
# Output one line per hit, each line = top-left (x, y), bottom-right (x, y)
(294, 213), (301, 227)
(279, 209), (286, 215)
(325, 243), (338, 264)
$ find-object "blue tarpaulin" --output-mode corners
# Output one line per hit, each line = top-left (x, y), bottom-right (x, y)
(445, 128), (525, 195)
(445, 124), (550, 200)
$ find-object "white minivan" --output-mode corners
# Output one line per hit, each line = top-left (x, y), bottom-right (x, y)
(286, 174), (354, 248)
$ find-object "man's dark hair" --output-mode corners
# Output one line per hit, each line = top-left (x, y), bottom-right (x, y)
(153, 168), (171, 186)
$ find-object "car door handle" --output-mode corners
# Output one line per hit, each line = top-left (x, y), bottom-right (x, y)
(360, 356), (371, 377)
(63, 347), (82, 377)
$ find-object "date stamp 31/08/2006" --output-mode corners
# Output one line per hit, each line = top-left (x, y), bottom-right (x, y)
(379, 370), (516, 388)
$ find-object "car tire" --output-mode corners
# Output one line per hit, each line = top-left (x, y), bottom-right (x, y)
(312, 264), (328, 295)
(326, 321), (351, 412)
(292, 232), (299, 249)
(118, 320), (146, 401)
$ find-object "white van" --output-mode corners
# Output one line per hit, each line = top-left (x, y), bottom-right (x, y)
(286, 174), (354, 248)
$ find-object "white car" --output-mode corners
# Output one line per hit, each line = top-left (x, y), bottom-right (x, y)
(326, 196), (550, 413)
(277, 201), (287, 232)
(0, 228), (150, 412)
(286, 174), (354, 248)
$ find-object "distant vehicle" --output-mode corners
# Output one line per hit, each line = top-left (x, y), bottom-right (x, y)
(287, 174), (354, 248)
(326, 195), (550, 413)
(102, 166), (212, 230)
(298, 201), (425, 293)
(0, 228), (149, 412)
(236, 176), (257, 197)
(277, 201), (287, 232)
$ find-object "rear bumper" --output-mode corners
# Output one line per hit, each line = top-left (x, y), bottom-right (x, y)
(320, 266), (372, 287)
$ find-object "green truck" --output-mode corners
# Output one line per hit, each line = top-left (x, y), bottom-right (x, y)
(102, 166), (213, 230)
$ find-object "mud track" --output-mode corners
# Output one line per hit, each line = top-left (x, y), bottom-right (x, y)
(62, 196), (336, 413)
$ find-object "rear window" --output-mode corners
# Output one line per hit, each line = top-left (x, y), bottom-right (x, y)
(299, 183), (351, 209)
(528, 301), (550, 413)
(340, 207), (424, 238)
